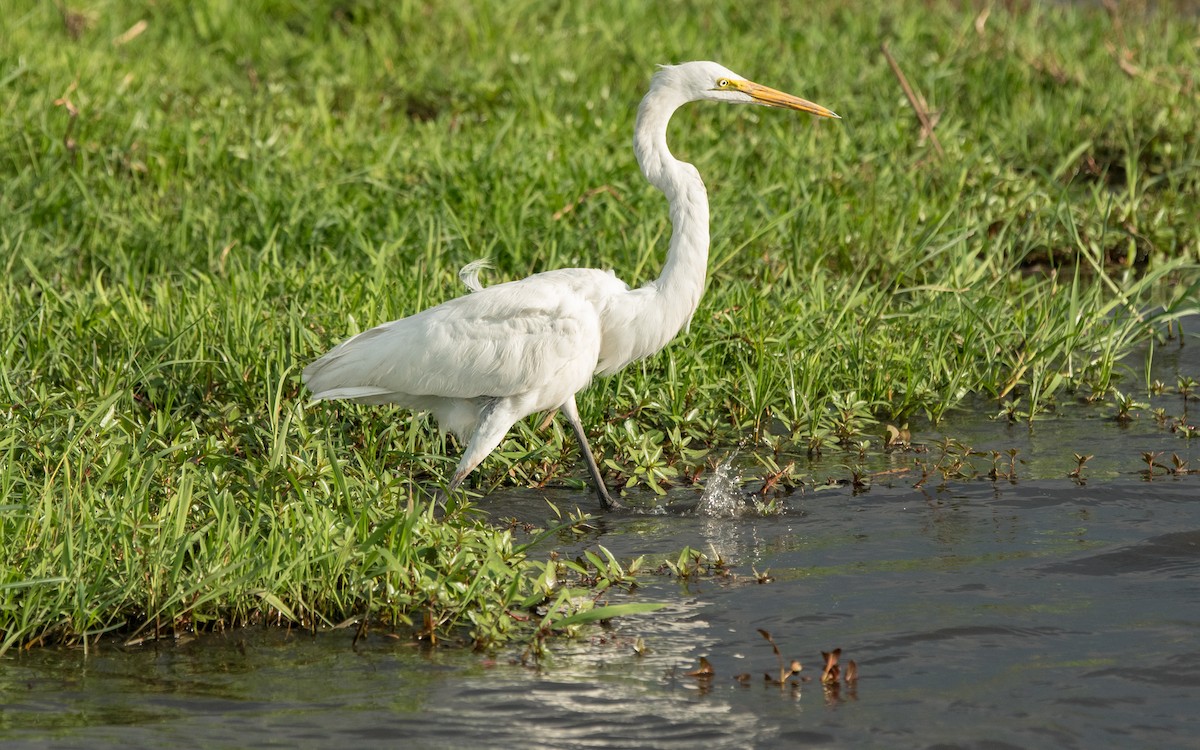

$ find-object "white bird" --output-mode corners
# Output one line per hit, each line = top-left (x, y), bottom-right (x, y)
(303, 61), (839, 510)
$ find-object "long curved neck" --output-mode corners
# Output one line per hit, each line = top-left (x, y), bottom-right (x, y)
(633, 84), (710, 338)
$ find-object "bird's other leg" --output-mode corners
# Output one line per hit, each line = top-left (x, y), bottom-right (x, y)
(444, 398), (516, 500)
(561, 396), (622, 511)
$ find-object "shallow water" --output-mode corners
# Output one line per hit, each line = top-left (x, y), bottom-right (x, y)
(4, 477), (1199, 749)
(3, 332), (1198, 749)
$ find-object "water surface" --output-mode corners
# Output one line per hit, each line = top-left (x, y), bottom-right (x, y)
(4, 476), (1199, 749)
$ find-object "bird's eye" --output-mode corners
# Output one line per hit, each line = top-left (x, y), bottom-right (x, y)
(717, 79), (730, 89)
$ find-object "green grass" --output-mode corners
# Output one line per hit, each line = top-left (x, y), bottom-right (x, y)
(2, 0), (1198, 651)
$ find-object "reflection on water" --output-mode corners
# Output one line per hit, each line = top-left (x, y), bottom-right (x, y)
(4, 478), (1200, 749)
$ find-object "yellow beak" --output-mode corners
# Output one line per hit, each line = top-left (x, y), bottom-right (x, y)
(734, 80), (840, 119)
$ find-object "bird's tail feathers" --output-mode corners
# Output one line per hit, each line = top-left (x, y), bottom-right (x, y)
(458, 258), (492, 293)
(306, 385), (397, 404)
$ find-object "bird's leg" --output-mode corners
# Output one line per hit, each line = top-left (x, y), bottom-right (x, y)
(442, 398), (514, 502)
(430, 472), (464, 508)
(428, 472), (464, 514)
(561, 396), (622, 511)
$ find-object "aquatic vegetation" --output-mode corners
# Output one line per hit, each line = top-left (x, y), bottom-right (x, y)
(1070, 453), (1094, 483)
(695, 628), (859, 701)
(1112, 389), (1148, 423)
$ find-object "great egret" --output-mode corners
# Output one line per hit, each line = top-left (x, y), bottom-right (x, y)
(303, 61), (838, 510)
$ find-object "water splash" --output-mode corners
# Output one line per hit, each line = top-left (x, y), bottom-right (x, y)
(695, 453), (747, 517)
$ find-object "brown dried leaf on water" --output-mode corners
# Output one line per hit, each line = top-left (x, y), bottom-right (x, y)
(757, 628), (780, 656)
(764, 662), (803, 686)
(1069, 453), (1094, 480)
(884, 423), (911, 448)
(686, 656), (715, 678)
(821, 649), (842, 684)
(758, 628), (804, 683)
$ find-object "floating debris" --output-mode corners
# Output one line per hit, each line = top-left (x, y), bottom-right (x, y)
(685, 656), (715, 678)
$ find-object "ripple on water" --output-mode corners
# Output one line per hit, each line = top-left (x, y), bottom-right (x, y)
(1041, 530), (1200, 578)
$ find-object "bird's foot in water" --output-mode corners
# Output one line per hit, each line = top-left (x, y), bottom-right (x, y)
(598, 487), (623, 512)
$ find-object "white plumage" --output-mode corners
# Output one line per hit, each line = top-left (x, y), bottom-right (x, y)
(304, 61), (838, 510)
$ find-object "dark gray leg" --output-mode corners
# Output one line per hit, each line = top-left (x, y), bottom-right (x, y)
(561, 396), (621, 511)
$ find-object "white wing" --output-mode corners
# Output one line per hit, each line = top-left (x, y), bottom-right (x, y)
(303, 274), (610, 405)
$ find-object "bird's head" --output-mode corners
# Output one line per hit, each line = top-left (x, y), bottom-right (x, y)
(653, 61), (839, 119)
